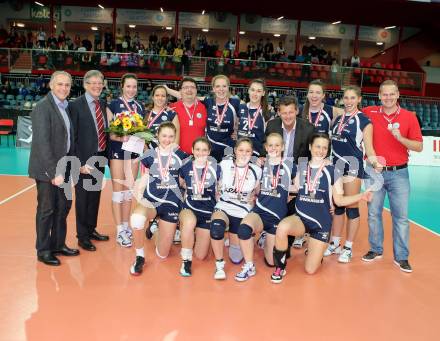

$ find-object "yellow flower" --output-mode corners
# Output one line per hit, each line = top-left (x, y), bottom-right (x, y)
(112, 119), (121, 126)
(122, 117), (130, 125)
(133, 113), (141, 120)
(123, 121), (132, 131)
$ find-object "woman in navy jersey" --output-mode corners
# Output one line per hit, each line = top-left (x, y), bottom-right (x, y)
(210, 138), (262, 280)
(144, 85), (180, 147)
(271, 133), (373, 283)
(106, 73), (145, 248)
(235, 133), (296, 282)
(129, 122), (187, 276)
(237, 79), (272, 158)
(301, 80), (344, 135)
(165, 75), (240, 161)
(325, 85), (375, 263)
(178, 137), (221, 276)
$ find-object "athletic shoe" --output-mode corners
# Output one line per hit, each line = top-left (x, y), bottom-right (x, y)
(234, 262), (256, 282)
(293, 236), (306, 249)
(130, 256), (145, 276)
(323, 242), (341, 257)
(116, 230), (132, 248)
(125, 227), (133, 240)
(394, 260), (413, 273)
(180, 260), (192, 277)
(214, 260), (226, 280)
(257, 231), (267, 249)
(173, 229), (181, 244)
(229, 244), (244, 264)
(361, 251), (383, 262)
(338, 246), (352, 263)
(271, 267), (286, 284)
(146, 220), (158, 240)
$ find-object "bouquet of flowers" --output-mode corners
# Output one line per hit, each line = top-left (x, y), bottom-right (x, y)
(106, 111), (154, 142)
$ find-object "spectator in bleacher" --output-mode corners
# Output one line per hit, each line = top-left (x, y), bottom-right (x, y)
(104, 27), (113, 52)
(74, 34), (81, 49)
(38, 82), (49, 96)
(362, 80), (423, 273)
(264, 38), (274, 60)
(26, 29), (34, 48)
(82, 37), (92, 51)
(173, 44), (184, 73)
(18, 83), (29, 98)
(351, 55), (360, 67)
(123, 32), (131, 52)
(37, 27), (46, 48)
(47, 34), (58, 49)
(115, 28), (123, 52)
(94, 29), (102, 51)
(295, 52), (305, 63)
(331, 60), (339, 84)
(58, 30), (66, 46)
(159, 46), (167, 71)
(0, 80), (12, 95)
(275, 42), (285, 60)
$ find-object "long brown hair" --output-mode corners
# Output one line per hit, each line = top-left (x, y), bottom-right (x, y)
(248, 78), (270, 121)
(144, 85), (168, 124)
(302, 79), (325, 120)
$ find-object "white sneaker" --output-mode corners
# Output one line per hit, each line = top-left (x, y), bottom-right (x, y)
(150, 220), (159, 234)
(324, 242), (342, 257)
(173, 229), (181, 244)
(125, 227), (133, 240)
(293, 236), (306, 249)
(116, 230), (132, 248)
(257, 231), (267, 249)
(214, 260), (226, 280)
(234, 262), (256, 282)
(338, 247), (352, 263)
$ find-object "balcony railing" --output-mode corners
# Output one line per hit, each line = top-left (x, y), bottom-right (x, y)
(0, 48), (425, 94)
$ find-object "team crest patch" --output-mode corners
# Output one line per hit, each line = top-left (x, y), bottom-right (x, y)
(197, 113), (202, 119)
(161, 116), (167, 120)
(349, 119), (355, 124)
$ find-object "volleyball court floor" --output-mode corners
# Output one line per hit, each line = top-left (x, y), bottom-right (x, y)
(0, 146), (438, 341)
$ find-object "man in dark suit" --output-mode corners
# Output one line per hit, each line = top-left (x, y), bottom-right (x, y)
(70, 70), (109, 252)
(264, 95), (315, 161)
(29, 71), (79, 266)
(264, 95), (315, 252)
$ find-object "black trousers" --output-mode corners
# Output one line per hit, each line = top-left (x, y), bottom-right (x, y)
(74, 160), (105, 242)
(35, 180), (72, 255)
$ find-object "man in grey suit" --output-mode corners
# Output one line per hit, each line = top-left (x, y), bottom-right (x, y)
(70, 70), (109, 252)
(29, 71), (79, 266)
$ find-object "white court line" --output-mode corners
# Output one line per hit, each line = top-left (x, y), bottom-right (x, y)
(383, 207), (440, 237)
(0, 183), (36, 205)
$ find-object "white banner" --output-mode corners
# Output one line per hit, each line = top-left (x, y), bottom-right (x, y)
(301, 21), (355, 39)
(261, 18), (296, 35)
(16, 116), (32, 148)
(179, 12), (209, 29)
(409, 136), (440, 166)
(62, 6), (113, 23)
(359, 26), (392, 43)
(117, 9), (175, 26)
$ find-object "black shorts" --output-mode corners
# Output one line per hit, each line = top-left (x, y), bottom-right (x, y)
(109, 140), (140, 160)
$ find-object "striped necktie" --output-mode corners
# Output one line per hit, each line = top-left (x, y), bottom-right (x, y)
(94, 100), (106, 151)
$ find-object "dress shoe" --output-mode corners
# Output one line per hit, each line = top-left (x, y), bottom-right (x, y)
(52, 245), (80, 256)
(38, 252), (61, 266)
(90, 230), (110, 241)
(78, 239), (96, 251)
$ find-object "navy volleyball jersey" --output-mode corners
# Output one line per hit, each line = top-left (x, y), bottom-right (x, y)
(255, 159), (297, 220)
(203, 97), (239, 153)
(108, 97), (145, 119)
(307, 103), (334, 134)
(140, 147), (188, 207)
(295, 164), (335, 232)
(331, 111), (371, 164)
(179, 159), (221, 216)
(237, 103), (267, 157)
(145, 108), (176, 134)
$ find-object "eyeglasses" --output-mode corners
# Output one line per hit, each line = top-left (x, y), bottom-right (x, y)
(86, 82), (104, 86)
(182, 86), (196, 90)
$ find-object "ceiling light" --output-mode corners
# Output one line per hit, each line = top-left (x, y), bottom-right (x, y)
(160, 7), (164, 12)
(376, 42), (384, 45)
(202, 10), (205, 15)
(239, 31), (245, 35)
(165, 26), (173, 30)
(274, 34), (281, 37)
(129, 24), (136, 28)
(16, 23), (25, 28)
(332, 21), (341, 25)
(384, 26), (396, 30)
(202, 28), (209, 32)
(34, 1), (44, 6)
(309, 36), (316, 40)
(98, 4), (104, 9)
(91, 26), (98, 31)
(277, 16), (284, 20)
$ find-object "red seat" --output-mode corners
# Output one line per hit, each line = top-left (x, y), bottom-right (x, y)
(0, 119), (15, 146)
(294, 70), (301, 78)
(311, 71), (319, 78)
(319, 71), (328, 79)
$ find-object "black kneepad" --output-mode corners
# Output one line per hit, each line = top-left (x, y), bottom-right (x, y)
(210, 219), (226, 240)
(238, 224), (253, 240)
(346, 207), (360, 219)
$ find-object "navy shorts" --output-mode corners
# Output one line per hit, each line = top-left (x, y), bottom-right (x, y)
(299, 215), (331, 243)
(109, 140), (140, 160)
(156, 202), (180, 223)
(182, 206), (212, 230)
(334, 158), (365, 179)
(215, 209), (242, 234)
(251, 206), (280, 235)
